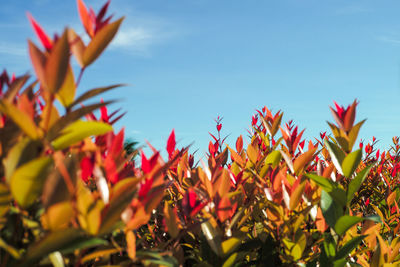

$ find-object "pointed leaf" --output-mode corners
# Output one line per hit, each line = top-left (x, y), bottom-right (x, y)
(289, 181), (306, 210)
(68, 29), (85, 67)
(44, 29), (70, 93)
(342, 149), (362, 178)
(222, 237), (243, 256)
(0, 100), (40, 139)
(83, 17), (124, 66)
(265, 150), (281, 168)
(293, 147), (317, 174)
(51, 120), (112, 150)
(56, 65), (76, 107)
(347, 165), (373, 204)
(335, 235), (366, 260)
(27, 13), (52, 50)
(10, 157), (52, 208)
(21, 228), (86, 266)
(46, 101), (113, 141)
(334, 215), (363, 236)
(325, 140), (345, 175)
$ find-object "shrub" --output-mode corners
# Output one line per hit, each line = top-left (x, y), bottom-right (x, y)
(1, 1), (400, 266)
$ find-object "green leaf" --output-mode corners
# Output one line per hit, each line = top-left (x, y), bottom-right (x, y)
(56, 65), (75, 107)
(69, 84), (123, 108)
(201, 221), (223, 257)
(0, 100), (40, 139)
(306, 174), (347, 207)
(3, 138), (42, 182)
(59, 238), (108, 254)
(323, 233), (336, 258)
(320, 190), (343, 228)
(342, 149), (362, 178)
(265, 150), (282, 168)
(347, 165), (373, 204)
(21, 228), (86, 266)
(325, 140), (345, 175)
(51, 120), (112, 150)
(222, 237), (243, 256)
(83, 18), (124, 66)
(44, 29), (70, 94)
(335, 235), (366, 260)
(348, 120), (366, 150)
(10, 157), (52, 208)
(46, 101), (113, 141)
(334, 215), (363, 236)
(222, 252), (239, 267)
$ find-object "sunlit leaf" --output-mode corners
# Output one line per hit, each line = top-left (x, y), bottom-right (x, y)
(10, 157), (52, 208)
(265, 150), (281, 168)
(334, 215), (363, 236)
(0, 100), (40, 139)
(44, 29), (70, 94)
(289, 181), (306, 211)
(56, 65), (76, 107)
(293, 147), (317, 174)
(341, 149), (362, 178)
(68, 28), (85, 67)
(83, 17), (124, 66)
(346, 165), (373, 204)
(324, 140), (345, 175)
(51, 120), (112, 150)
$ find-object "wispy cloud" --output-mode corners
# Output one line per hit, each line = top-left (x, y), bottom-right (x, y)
(0, 43), (26, 56)
(109, 12), (180, 56)
(376, 35), (400, 45)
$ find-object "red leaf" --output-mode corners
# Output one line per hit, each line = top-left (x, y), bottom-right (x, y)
(105, 155), (118, 183)
(139, 178), (153, 199)
(141, 151), (150, 174)
(77, 0), (95, 37)
(27, 13), (52, 50)
(216, 123), (222, 132)
(110, 128), (124, 157)
(167, 129), (176, 158)
(80, 156), (94, 182)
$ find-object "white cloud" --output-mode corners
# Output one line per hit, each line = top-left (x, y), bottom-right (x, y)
(377, 35), (400, 45)
(112, 27), (153, 51)
(109, 14), (179, 56)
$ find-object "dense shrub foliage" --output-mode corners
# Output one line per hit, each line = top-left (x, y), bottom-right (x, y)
(1, 1), (400, 266)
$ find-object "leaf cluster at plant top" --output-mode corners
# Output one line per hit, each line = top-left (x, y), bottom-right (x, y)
(0, 0), (400, 266)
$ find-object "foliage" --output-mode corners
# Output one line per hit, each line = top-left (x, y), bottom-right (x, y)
(0, 1), (400, 266)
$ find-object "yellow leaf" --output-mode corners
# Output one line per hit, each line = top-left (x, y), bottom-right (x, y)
(56, 65), (76, 107)
(126, 231), (136, 260)
(41, 201), (73, 230)
(0, 100), (40, 139)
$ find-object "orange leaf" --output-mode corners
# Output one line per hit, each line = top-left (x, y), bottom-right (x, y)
(126, 231), (136, 260)
(28, 40), (46, 88)
(44, 29), (70, 94)
(289, 181), (306, 211)
(68, 29), (86, 68)
(77, 0), (94, 37)
(293, 147), (317, 174)
(388, 191), (397, 206)
(164, 203), (180, 238)
(83, 17), (124, 66)
(227, 145), (245, 167)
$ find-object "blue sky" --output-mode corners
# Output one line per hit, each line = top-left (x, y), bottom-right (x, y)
(1, 0), (400, 158)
